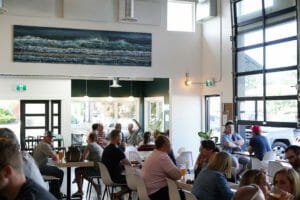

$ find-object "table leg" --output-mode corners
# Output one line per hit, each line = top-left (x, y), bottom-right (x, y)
(67, 167), (71, 200)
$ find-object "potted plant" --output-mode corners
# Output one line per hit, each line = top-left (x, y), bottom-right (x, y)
(198, 129), (218, 144)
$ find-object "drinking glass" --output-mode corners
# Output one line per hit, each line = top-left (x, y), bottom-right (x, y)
(58, 151), (63, 162)
(269, 186), (294, 200)
(180, 164), (186, 181)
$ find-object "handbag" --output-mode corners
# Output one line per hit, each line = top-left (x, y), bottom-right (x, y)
(65, 146), (82, 162)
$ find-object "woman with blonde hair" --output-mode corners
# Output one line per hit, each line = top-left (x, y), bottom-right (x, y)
(191, 152), (233, 200)
(273, 168), (300, 200)
(239, 169), (271, 199)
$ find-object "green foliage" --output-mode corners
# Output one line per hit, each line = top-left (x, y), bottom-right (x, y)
(198, 129), (212, 139)
(148, 120), (162, 132)
(71, 116), (79, 124)
(0, 108), (17, 124)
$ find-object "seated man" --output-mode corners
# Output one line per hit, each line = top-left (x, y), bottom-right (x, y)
(33, 130), (64, 199)
(194, 140), (219, 178)
(102, 129), (131, 197)
(107, 123), (126, 152)
(221, 121), (250, 175)
(72, 133), (103, 197)
(233, 185), (265, 200)
(153, 129), (177, 165)
(0, 138), (56, 200)
(248, 125), (271, 161)
(285, 145), (300, 174)
(125, 119), (142, 146)
(142, 135), (182, 200)
(0, 128), (47, 190)
(96, 122), (108, 148)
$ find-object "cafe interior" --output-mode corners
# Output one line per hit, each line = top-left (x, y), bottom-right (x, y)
(0, 0), (299, 200)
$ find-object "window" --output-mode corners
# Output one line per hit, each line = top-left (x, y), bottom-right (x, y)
(0, 100), (20, 143)
(71, 97), (140, 140)
(232, 0), (298, 127)
(167, 0), (195, 32)
(205, 95), (221, 143)
(20, 100), (61, 150)
(144, 97), (165, 132)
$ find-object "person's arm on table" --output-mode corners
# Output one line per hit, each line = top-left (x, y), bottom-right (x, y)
(120, 158), (132, 166)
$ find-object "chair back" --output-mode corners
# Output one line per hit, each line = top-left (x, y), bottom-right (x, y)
(124, 165), (141, 190)
(268, 161), (291, 178)
(135, 174), (151, 200)
(251, 157), (264, 170)
(176, 151), (193, 169)
(263, 151), (277, 161)
(98, 162), (114, 186)
(183, 190), (197, 200)
(166, 178), (181, 200)
(129, 151), (143, 163)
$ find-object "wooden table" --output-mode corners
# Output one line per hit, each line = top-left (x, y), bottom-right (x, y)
(233, 151), (253, 157)
(54, 161), (94, 200)
(176, 180), (193, 191)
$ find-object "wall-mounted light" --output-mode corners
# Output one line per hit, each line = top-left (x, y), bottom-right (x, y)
(185, 73), (192, 86)
(185, 73), (211, 87)
(83, 80), (89, 101)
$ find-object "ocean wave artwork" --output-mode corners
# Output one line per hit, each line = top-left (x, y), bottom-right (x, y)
(13, 25), (152, 67)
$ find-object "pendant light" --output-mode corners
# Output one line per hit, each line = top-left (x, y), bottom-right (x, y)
(83, 80), (89, 101)
(107, 80), (113, 102)
(128, 80), (134, 101)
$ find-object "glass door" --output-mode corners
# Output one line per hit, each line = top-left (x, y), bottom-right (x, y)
(205, 95), (221, 143)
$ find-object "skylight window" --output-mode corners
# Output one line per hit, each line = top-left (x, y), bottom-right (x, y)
(167, 0), (195, 32)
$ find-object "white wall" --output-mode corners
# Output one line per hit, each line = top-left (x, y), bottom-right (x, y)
(0, 78), (71, 146)
(200, 0), (233, 130)
(0, 0), (202, 158)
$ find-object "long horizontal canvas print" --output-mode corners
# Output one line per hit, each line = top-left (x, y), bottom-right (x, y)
(13, 25), (152, 67)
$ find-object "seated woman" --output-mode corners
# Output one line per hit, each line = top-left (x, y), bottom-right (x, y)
(273, 168), (300, 200)
(138, 132), (155, 151)
(240, 169), (295, 200)
(72, 133), (103, 197)
(194, 140), (219, 178)
(240, 169), (271, 199)
(191, 152), (234, 200)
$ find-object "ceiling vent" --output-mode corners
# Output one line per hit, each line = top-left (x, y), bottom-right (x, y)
(121, 0), (137, 22)
(0, 0), (7, 14)
(110, 77), (122, 88)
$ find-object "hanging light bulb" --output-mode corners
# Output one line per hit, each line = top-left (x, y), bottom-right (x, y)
(83, 80), (89, 101)
(107, 80), (113, 102)
(128, 80), (134, 101)
(107, 96), (113, 102)
(128, 96), (134, 101)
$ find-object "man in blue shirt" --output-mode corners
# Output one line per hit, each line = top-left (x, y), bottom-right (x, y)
(248, 125), (271, 161)
(221, 121), (250, 177)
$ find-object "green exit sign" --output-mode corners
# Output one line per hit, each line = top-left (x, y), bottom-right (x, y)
(16, 85), (27, 91)
(205, 80), (214, 87)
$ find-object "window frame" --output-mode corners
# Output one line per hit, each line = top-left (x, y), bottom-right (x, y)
(231, 0), (299, 128)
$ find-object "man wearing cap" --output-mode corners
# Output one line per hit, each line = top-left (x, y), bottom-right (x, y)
(248, 125), (271, 161)
(33, 130), (64, 199)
